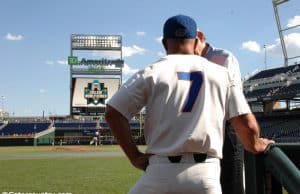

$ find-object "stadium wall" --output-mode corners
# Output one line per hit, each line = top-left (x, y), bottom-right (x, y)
(0, 136), (34, 146)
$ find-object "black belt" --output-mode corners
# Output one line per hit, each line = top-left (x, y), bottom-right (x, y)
(168, 153), (207, 163)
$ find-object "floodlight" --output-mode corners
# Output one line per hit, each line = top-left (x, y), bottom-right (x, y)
(71, 35), (122, 50)
(272, 0), (289, 5)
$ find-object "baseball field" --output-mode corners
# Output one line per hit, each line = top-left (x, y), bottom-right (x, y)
(0, 145), (145, 194)
(0, 145), (289, 194)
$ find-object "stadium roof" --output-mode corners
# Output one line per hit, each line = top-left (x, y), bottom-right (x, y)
(248, 63), (300, 81)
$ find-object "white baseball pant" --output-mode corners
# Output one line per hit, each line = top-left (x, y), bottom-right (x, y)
(129, 154), (221, 194)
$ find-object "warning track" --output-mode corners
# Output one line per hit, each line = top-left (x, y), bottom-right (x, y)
(0, 145), (127, 160)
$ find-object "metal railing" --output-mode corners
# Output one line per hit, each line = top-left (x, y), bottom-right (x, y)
(245, 143), (300, 194)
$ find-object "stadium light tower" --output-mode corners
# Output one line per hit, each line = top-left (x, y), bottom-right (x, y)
(1, 96), (5, 111)
(272, 0), (300, 67)
(264, 44), (268, 69)
(272, 0), (289, 67)
(273, 0), (288, 5)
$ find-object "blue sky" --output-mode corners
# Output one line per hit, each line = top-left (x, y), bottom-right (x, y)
(1, 0), (299, 116)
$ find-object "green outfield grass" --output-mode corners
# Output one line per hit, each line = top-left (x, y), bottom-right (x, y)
(0, 146), (144, 194)
(0, 145), (289, 194)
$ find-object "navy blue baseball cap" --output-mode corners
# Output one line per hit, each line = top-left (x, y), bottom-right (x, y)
(163, 15), (197, 39)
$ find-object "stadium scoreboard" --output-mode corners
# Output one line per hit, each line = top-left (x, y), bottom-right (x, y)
(71, 77), (120, 116)
(69, 34), (123, 116)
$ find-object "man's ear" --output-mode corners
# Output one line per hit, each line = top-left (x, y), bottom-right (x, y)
(162, 38), (168, 51)
(197, 31), (206, 41)
(194, 38), (199, 50)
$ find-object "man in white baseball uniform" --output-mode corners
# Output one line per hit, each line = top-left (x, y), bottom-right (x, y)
(105, 14), (274, 194)
(90, 130), (100, 146)
(196, 31), (245, 194)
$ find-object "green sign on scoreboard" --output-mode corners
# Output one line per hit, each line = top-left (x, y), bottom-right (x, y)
(68, 56), (78, 65)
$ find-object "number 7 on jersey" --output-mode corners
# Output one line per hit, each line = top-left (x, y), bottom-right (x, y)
(177, 71), (203, 112)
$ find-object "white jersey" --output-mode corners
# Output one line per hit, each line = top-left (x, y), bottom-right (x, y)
(107, 55), (250, 158)
(204, 44), (242, 87)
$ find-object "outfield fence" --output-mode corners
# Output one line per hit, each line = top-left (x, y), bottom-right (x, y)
(0, 134), (145, 146)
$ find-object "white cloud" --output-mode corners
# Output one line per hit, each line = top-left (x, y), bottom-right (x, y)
(121, 64), (140, 84)
(45, 60), (68, 66)
(45, 61), (54, 65)
(241, 41), (261, 53)
(241, 31), (300, 57)
(136, 31), (146, 36)
(92, 45), (146, 58)
(157, 51), (165, 57)
(39, 89), (47, 94)
(267, 33), (300, 57)
(5, 33), (23, 41)
(57, 60), (67, 65)
(287, 15), (300, 28)
(123, 63), (139, 76)
(156, 36), (163, 43)
(122, 45), (146, 57)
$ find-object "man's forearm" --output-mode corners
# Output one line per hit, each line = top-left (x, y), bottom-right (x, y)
(105, 105), (139, 162)
(230, 113), (274, 153)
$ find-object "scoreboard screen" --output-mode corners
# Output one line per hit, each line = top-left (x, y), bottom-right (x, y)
(71, 78), (120, 116)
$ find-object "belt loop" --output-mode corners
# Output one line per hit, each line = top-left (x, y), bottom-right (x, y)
(167, 154), (207, 163)
(193, 154), (207, 163)
(168, 155), (182, 163)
